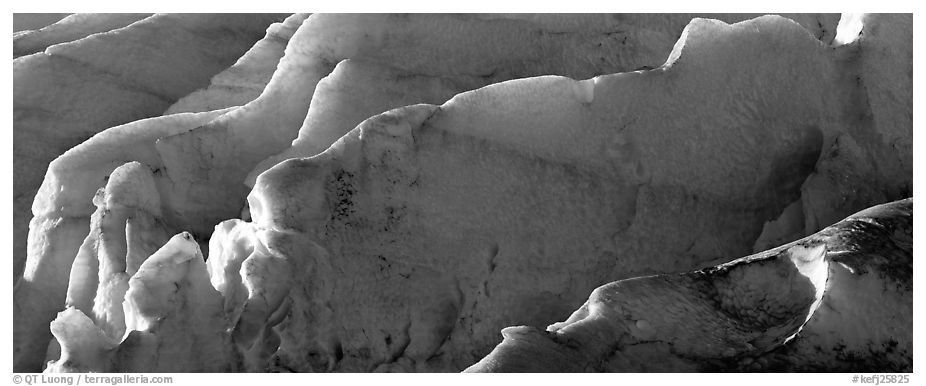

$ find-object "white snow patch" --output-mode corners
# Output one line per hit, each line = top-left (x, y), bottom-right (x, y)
(833, 13), (865, 45)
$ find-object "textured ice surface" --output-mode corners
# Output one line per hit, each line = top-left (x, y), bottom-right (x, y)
(13, 13), (285, 284)
(43, 162), (173, 372)
(784, 14), (912, 249)
(168, 12), (797, 244)
(47, 232), (232, 372)
(466, 198), (911, 372)
(14, 109), (232, 372)
(16, 12), (842, 294)
(18, 13), (911, 373)
(481, 13), (840, 43)
(64, 162), (171, 340)
(230, 15), (907, 372)
(48, 12), (814, 293)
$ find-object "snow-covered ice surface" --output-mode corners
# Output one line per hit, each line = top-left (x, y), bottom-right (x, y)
(12, 13), (910, 373)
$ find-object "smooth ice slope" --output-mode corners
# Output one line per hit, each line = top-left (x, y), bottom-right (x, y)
(466, 199), (911, 372)
(242, 58), (486, 186)
(13, 14), (152, 58)
(246, 13), (839, 185)
(165, 13), (310, 114)
(163, 12), (791, 243)
(13, 13), (70, 32)
(13, 13), (285, 284)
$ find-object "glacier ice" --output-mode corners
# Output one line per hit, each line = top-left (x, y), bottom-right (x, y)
(466, 198), (911, 372)
(12, 13), (911, 373)
(13, 14), (151, 58)
(13, 13), (287, 283)
(164, 13), (311, 115)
